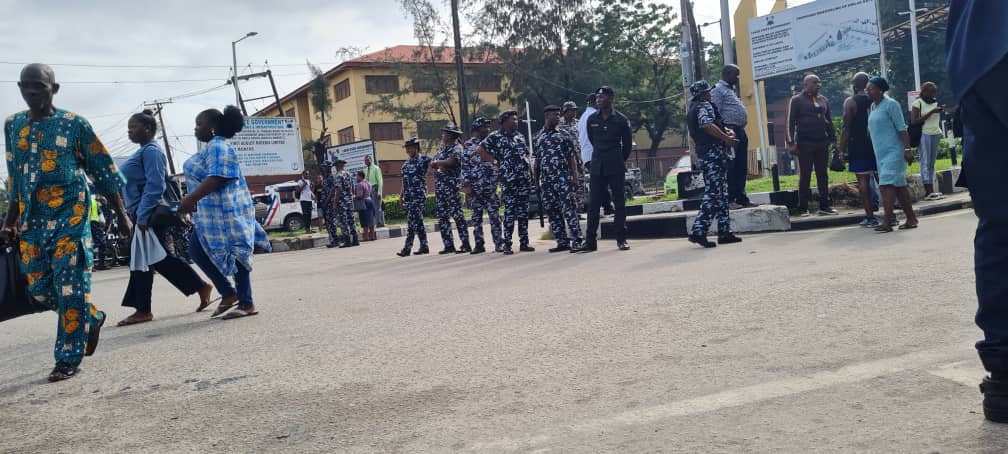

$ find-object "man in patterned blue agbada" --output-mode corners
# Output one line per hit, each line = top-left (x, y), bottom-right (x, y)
(2, 64), (132, 382)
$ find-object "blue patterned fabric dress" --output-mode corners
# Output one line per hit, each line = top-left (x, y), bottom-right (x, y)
(4, 109), (125, 366)
(183, 136), (270, 277)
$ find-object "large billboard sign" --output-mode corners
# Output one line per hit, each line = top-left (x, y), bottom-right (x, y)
(326, 140), (377, 177)
(230, 117), (304, 176)
(748, 0), (881, 80)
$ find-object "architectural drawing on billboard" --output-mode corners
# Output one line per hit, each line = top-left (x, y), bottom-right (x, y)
(748, 0), (881, 80)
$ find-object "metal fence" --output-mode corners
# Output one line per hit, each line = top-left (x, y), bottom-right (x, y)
(626, 156), (681, 196)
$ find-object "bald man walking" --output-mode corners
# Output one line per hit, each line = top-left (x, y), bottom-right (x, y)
(3, 64), (132, 381)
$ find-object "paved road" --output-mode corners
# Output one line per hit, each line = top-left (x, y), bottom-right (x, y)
(1, 210), (1005, 453)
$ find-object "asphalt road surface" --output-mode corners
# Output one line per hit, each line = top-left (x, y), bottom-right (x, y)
(1, 209), (1005, 453)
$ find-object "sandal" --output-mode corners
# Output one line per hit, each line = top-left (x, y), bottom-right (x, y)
(211, 295), (239, 317)
(116, 312), (154, 327)
(196, 283), (217, 312)
(47, 363), (79, 382)
(221, 307), (259, 320)
(898, 223), (919, 230)
(874, 225), (894, 233)
(85, 311), (106, 356)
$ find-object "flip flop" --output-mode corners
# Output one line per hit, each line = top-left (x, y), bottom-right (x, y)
(898, 223), (919, 230)
(116, 314), (154, 327)
(85, 311), (106, 356)
(874, 225), (894, 233)
(196, 284), (217, 312)
(221, 308), (259, 320)
(211, 296), (239, 317)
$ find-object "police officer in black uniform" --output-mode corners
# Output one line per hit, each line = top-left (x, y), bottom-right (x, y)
(582, 86), (633, 252)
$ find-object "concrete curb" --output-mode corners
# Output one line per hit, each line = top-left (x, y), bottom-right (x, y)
(268, 222), (437, 252)
(790, 197), (973, 232)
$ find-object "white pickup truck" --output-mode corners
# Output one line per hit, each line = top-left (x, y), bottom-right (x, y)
(252, 181), (321, 232)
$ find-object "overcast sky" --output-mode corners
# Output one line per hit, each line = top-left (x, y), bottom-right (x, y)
(0, 0), (803, 177)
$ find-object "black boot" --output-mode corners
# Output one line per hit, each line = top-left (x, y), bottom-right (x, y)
(438, 244), (457, 255)
(396, 248), (411, 257)
(718, 233), (742, 245)
(457, 240), (472, 254)
(981, 376), (1008, 423)
(414, 245), (430, 255)
(519, 244), (536, 252)
(549, 244), (570, 253)
(688, 234), (717, 248)
(351, 234), (360, 246)
(470, 243), (486, 254)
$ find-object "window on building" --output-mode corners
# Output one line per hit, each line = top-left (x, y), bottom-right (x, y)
(417, 121), (443, 140)
(465, 73), (502, 92)
(369, 122), (403, 141)
(365, 75), (399, 94)
(337, 126), (355, 144)
(284, 108), (295, 118)
(333, 79), (350, 102)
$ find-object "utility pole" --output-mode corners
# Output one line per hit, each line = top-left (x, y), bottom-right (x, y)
(450, 0), (469, 130)
(142, 100), (176, 175)
(898, 1), (925, 90)
(720, 0), (734, 64)
(231, 32), (258, 115)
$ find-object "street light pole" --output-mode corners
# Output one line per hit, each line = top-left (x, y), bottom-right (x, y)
(720, 0), (734, 64)
(908, 0), (921, 90)
(231, 32), (258, 115)
(450, 0), (469, 130)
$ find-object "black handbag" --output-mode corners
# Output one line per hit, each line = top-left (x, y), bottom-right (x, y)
(353, 198), (366, 211)
(148, 174), (186, 228)
(0, 239), (46, 322)
(829, 151), (846, 172)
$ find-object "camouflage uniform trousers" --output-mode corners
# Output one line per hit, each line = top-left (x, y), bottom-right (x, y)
(402, 200), (428, 250)
(690, 157), (731, 237)
(435, 180), (470, 247)
(336, 201), (358, 243)
(320, 205), (339, 244)
(468, 187), (502, 249)
(543, 178), (582, 248)
(500, 181), (530, 248)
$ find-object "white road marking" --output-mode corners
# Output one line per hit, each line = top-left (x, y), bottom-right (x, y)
(928, 360), (985, 387)
(471, 345), (966, 451)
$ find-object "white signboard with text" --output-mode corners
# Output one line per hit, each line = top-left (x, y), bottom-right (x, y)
(229, 117), (304, 176)
(326, 140), (377, 177)
(748, 0), (881, 80)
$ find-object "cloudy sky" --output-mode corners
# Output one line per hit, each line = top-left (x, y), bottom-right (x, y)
(0, 0), (803, 177)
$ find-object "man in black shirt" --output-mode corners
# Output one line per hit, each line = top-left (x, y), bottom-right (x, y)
(582, 86), (633, 252)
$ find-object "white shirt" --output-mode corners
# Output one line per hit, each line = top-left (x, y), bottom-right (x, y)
(298, 179), (313, 202)
(577, 106), (597, 164)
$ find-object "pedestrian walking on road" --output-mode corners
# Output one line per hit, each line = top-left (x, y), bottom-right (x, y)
(583, 86), (633, 252)
(686, 80), (742, 248)
(478, 111), (534, 255)
(355, 171), (376, 241)
(533, 105), (583, 253)
(397, 137), (431, 257)
(839, 72), (883, 227)
(2, 63), (132, 381)
(296, 170), (315, 233)
(911, 81), (945, 200)
(947, 0), (1008, 423)
(866, 77), (919, 233)
(179, 106), (271, 320)
(364, 155), (385, 227)
(333, 159), (359, 248)
(117, 110), (213, 326)
(787, 74), (840, 216)
(711, 65), (756, 209)
(462, 117), (502, 254)
(318, 161), (340, 248)
(432, 124), (471, 254)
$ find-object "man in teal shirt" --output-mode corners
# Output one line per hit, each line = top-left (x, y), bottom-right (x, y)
(364, 154), (384, 227)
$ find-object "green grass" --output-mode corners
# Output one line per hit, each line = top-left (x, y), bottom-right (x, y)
(626, 158), (955, 205)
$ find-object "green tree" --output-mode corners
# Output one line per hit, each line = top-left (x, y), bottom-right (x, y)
(586, 0), (685, 156)
(307, 61), (332, 140)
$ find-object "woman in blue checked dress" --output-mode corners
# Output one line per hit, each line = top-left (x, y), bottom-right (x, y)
(178, 106), (271, 320)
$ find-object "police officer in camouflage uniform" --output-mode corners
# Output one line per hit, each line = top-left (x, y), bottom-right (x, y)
(397, 137), (432, 257)
(558, 101), (587, 214)
(332, 159), (359, 248)
(686, 80), (742, 248)
(431, 124), (472, 254)
(318, 161), (341, 248)
(462, 117), (502, 254)
(534, 105), (583, 253)
(477, 110), (535, 255)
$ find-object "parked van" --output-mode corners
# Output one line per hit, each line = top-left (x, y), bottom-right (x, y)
(252, 181), (320, 232)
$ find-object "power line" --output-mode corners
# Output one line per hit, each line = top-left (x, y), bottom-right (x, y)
(0, 72), (308, 85)
(0, 61), (341, 69)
